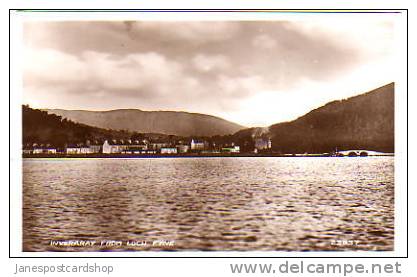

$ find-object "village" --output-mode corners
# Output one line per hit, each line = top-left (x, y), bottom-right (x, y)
(22, 137), (273, 156)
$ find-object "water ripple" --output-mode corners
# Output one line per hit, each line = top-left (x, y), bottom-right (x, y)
(23, 157), (394, 251)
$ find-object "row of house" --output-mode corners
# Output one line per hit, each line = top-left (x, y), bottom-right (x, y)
(23, 137), (272, 155)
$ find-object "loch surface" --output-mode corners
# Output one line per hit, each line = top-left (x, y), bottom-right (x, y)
(23, 157), (394, 251)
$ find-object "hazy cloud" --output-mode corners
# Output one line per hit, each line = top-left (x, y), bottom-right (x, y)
(192, 54), (230, 72)
(22, 20), (395, 126)
(252, 34), (277, 49)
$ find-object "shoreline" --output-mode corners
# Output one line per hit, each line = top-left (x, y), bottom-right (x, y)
(22, 153), (395, 159)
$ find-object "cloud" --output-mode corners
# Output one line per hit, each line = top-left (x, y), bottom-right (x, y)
(83, 51), (184, 93)
(132, 21), (241, 42)
(252, 34), (277, 49)
(192, 54), (230, 72)
(216, 75), (265, 98)
(22, 20), (395, 126)
(24, 48), (88, 84)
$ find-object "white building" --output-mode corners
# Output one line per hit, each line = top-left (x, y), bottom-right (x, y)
(191, 139), (206, 151)
(103, 140), (121, 154)
(160, 147), (178, 154)
(102, 140), (148, 154)
(33, 148), (57, 154)
(66, 146), (91, 154)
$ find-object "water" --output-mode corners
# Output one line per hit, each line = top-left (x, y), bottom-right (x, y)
(23, 157), (394, 252)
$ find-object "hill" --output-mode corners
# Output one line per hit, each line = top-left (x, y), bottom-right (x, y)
(266, 83), (394, 153)
(22, 105), (132, 147)
(44, 109), (244, 137)
(26, 83), (395, 153)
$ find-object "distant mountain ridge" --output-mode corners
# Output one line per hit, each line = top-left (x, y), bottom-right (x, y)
(40, 82), (394, 153)
(22, 105), (133, 146)
(44, 109), (244, 137)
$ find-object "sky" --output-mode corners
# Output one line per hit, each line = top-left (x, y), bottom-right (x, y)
(23, 19), (396, 127)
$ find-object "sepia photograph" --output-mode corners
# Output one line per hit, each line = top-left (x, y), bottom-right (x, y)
(13, 11), (406, 254)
